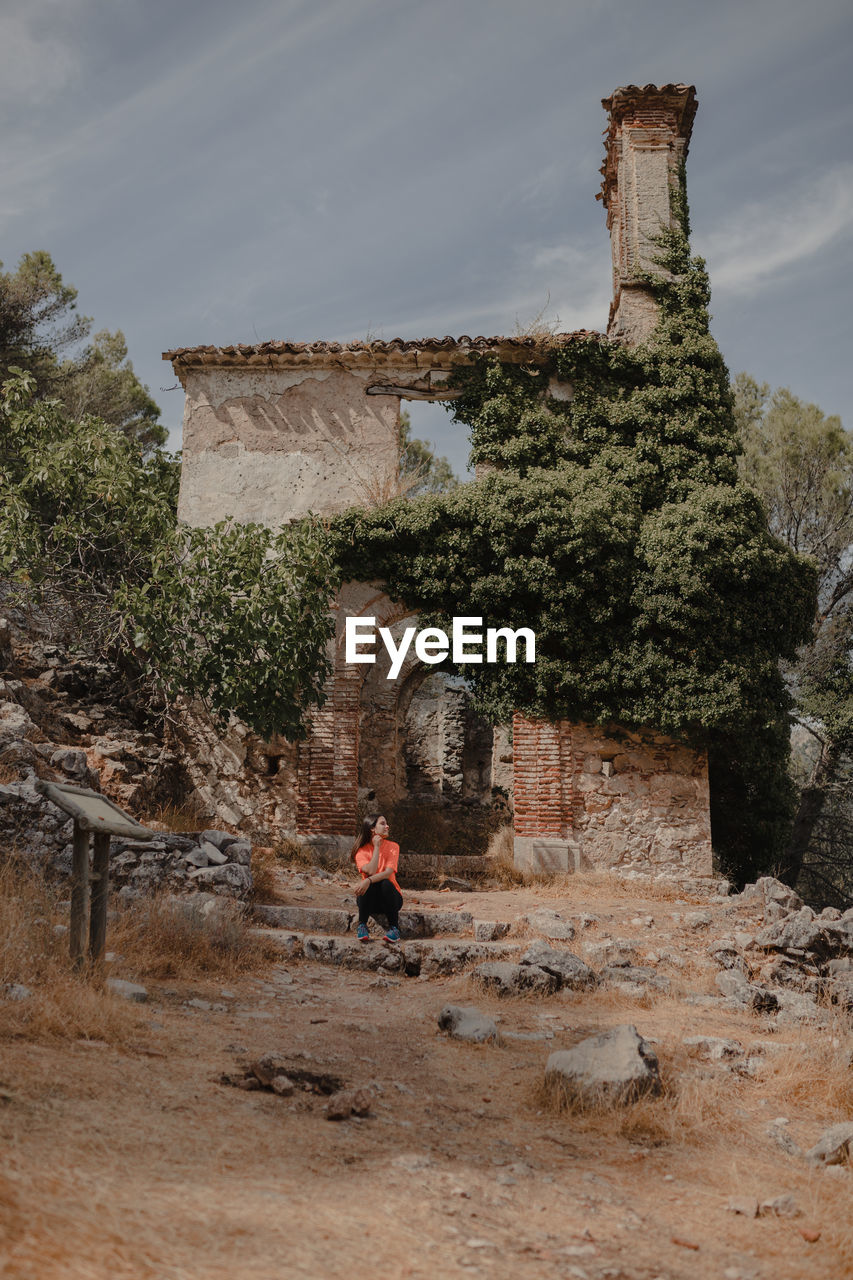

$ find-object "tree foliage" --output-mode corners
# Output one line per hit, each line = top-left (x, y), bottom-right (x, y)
(122, 519), (338, 741)
(0, 371), (337, 740)
(333, 178), (816, 881)
(0, 251), (166, 450)
(398, 409), (458, 496)
(0, 369), (178, 627)
(734, 374), (853, 894)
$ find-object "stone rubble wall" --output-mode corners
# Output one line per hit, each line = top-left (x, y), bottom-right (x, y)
(0, 616), (257, 900)
(513, 716), (711, 877)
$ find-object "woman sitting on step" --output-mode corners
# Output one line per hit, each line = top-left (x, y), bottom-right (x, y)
(351, 814), (403, 943)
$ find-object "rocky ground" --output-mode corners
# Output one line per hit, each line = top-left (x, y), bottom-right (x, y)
(1, 608), (852, 1278)
(2, 864), (852, 1280)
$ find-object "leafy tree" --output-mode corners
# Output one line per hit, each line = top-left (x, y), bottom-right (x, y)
(58, 329), (165, 452)
(734, 374), (853, 890)
(398, 408), (458, 496)
(0, 251), (166, 450)
(0, 251), (87, 387)
(0, 369), (178, 630)
(333, 176), (816, 882)
(0, 370), (337, 740)
(123, 519), (338, 741)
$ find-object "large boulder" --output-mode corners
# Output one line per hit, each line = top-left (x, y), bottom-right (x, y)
(0, 700), (37, 750)
(821, 917), (853, 955)
(544, 1024), (661, 1105)
(601, 965), (670, 993)
(715, 969), (779, 1012)
(740, 877), (804, 914)
(190, 863), (253, 897)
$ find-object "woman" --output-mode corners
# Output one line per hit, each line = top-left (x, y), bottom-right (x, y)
(351, 814), (403, 942)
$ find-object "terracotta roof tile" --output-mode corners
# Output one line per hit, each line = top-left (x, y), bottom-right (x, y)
(162, 331), (607, 366)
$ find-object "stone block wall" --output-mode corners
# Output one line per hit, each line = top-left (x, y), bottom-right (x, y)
(513, 714), (711, 877)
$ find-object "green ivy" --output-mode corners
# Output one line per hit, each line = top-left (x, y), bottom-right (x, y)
(332, 174), (817, 880)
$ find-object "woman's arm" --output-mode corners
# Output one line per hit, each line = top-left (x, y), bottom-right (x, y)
(355, 864), (394, 895)
(362, 832), (382, 876)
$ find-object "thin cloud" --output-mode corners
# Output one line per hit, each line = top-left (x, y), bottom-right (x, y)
(0, 6), (80, 108)
(697, 164), (853, 294)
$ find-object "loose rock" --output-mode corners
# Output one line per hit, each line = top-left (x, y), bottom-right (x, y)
(438, 1005), (500, 1044)
(544, 1024), (660, 1105)
(325, 1088), (372, 1121)
(473, 961), (559, 997)
(473, 920), (511, 942)
(759, 1192), (800, 1218)
(1, 983), (32, 1002)
(726, 1196), (758, 1217)
(519, 941), (596, 989)
(806, 1122), (853, 1165)
(522, 908), (576, 941)
(683, 1035), (743, 1061)
(106, 978), (148, 1003)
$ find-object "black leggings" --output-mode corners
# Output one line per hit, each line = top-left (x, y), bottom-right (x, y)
(357, 880), (403, 929)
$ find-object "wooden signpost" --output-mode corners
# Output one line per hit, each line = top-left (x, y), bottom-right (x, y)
(35, 781), (156, 966)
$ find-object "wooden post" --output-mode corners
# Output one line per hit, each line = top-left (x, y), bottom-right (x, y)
(88, 831), (111, 962)
(34, 782), (153, 966)
(69, 822), (90, 968)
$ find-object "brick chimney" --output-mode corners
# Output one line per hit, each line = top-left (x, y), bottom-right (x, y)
(599, 83), (698, 343)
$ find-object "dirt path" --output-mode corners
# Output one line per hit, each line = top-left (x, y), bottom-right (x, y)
(1, 876), (851, 1280)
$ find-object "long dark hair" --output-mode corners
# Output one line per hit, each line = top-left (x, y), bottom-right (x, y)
(350, 814), (379, 863)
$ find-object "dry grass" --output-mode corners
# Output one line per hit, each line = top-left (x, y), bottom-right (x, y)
(539, 1042), (751, 1151)
(0, 854), (140, 1044)
(0, 759), (21, 784)
(140, 799), (210, 833)
(0, 854), (272, 1043)
(766, 1018), (853, 1118)
(273, 834), (316, 867)
(249, 843), (279, 901)
(487, 823), (524, 886)
(512, 294), (563, 347)
(108, 894), (273, 980)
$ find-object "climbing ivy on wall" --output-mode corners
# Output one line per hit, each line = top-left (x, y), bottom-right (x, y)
(332, 177), (817, 881)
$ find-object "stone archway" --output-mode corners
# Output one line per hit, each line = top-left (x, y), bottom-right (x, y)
(353, 610), (497, 815)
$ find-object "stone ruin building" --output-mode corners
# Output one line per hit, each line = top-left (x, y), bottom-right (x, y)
(164, 84), (713, 880)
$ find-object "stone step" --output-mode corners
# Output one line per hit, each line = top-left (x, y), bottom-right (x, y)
(255, 928), (521, 978)
(254, 903), (476, 938)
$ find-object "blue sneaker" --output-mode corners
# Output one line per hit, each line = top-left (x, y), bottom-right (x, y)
(357, 923), (370, 942)
(383, 926), (401, 943)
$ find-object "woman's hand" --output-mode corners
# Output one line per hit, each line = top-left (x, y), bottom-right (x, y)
(355, 878), (370, 896)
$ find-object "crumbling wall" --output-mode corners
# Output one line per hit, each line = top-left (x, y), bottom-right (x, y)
(513, 716), (711, 877)
(177, 366), (400, 527)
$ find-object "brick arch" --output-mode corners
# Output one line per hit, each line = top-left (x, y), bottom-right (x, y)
(358, 648), (436, 806)
(296, 582), (421, 839)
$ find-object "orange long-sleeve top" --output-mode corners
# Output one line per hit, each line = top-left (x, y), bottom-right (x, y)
(354, 839), (401, 893)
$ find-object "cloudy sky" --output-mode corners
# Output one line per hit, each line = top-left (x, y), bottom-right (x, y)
(2, 0), (851, 476)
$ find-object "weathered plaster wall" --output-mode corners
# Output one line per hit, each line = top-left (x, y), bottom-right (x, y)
(513, 715), (712, 878)
(177, 367), (400, 525)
